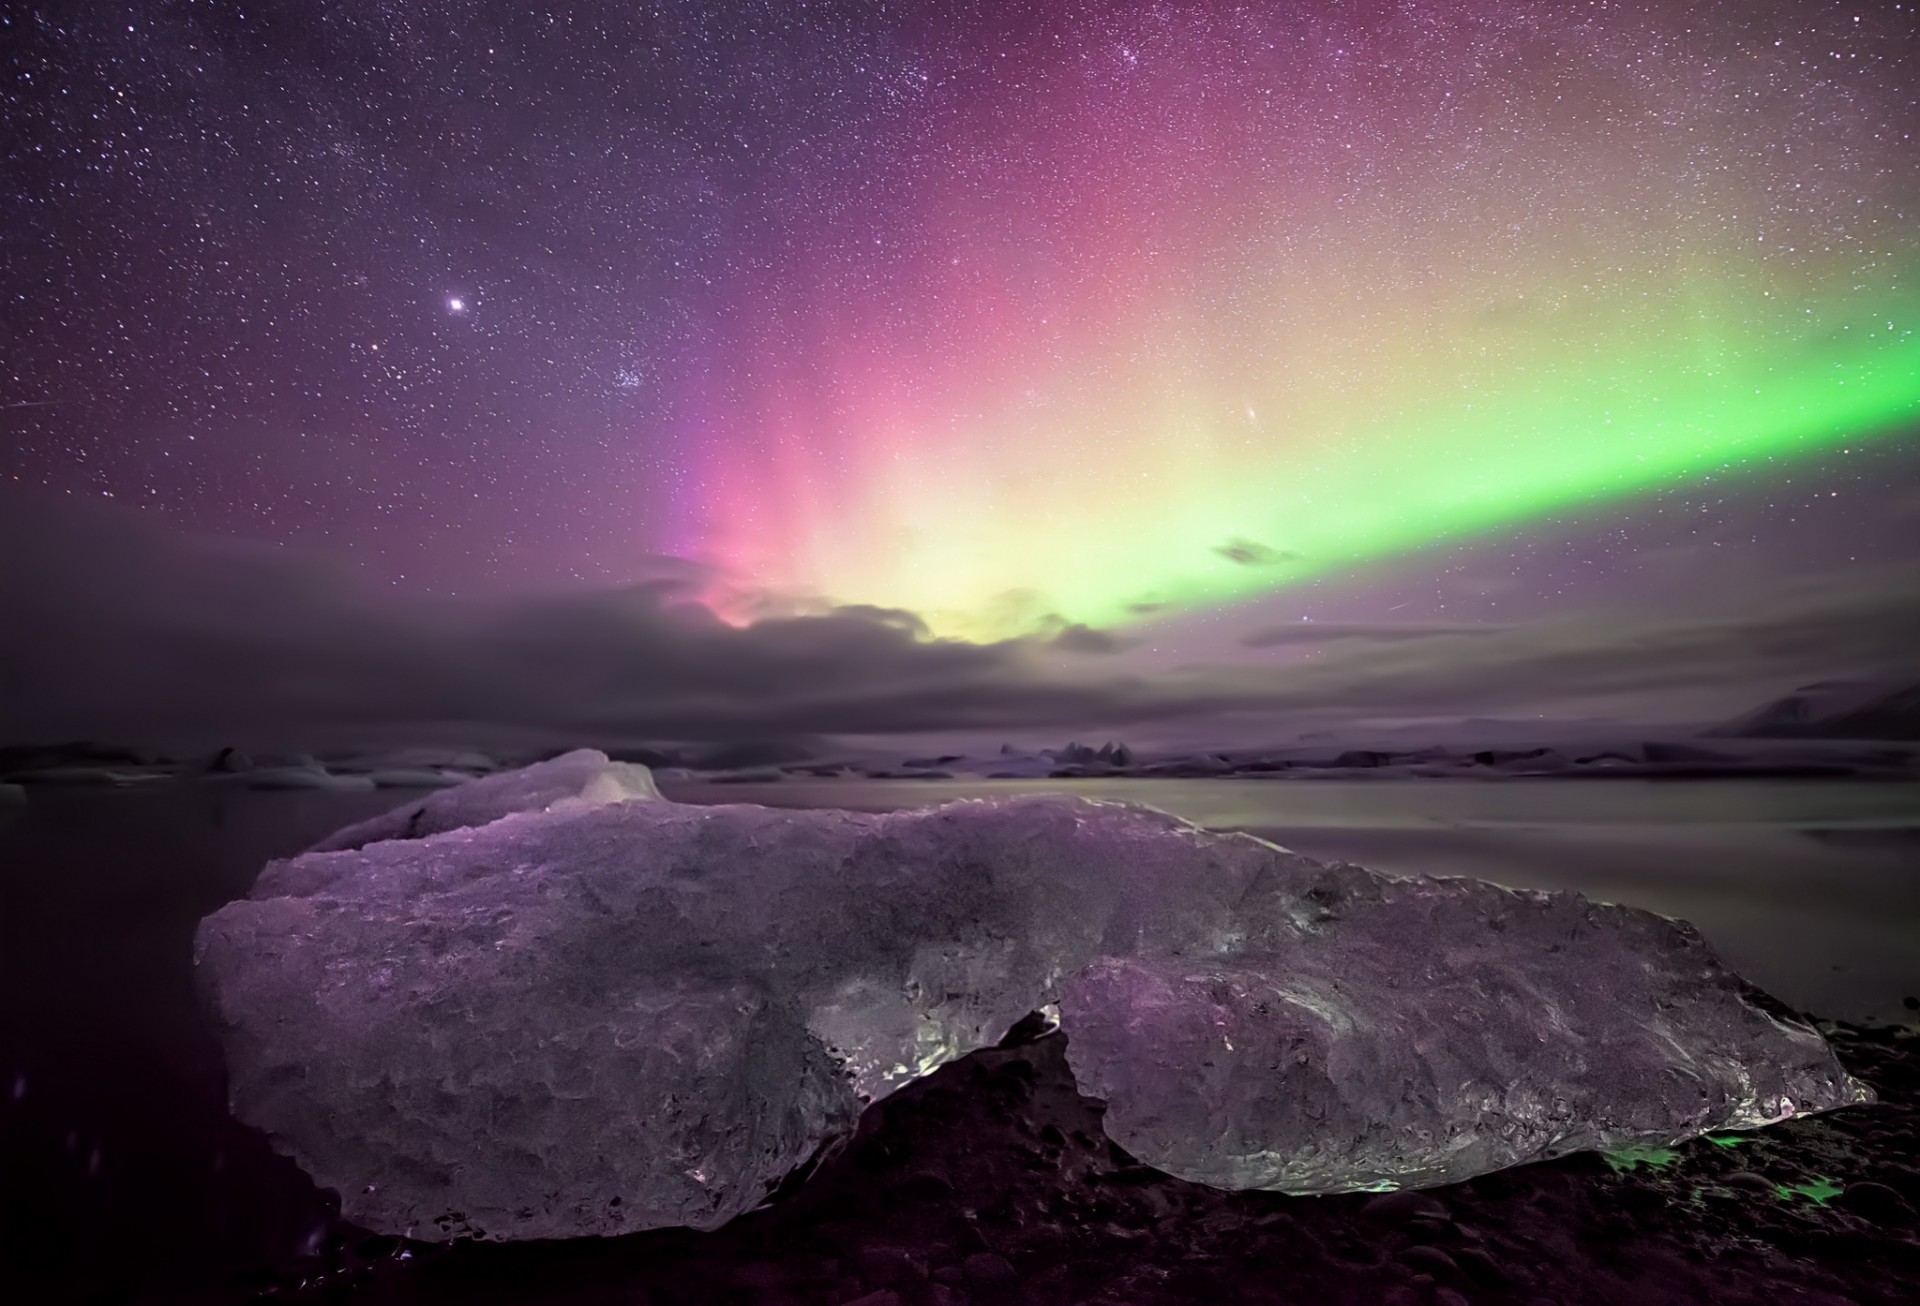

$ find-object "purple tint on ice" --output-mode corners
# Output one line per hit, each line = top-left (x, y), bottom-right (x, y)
(194, 755), (1872, 1241)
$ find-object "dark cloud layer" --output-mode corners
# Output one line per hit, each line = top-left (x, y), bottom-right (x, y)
(2, 492), (1914, 749)
(1048, 623), (1129, 655)
(1240, 581), (1919, 721)
(1213, 538), (1304, 567)
(1240, 620), (1507, 648)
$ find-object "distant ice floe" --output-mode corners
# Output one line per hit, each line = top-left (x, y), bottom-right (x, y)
(195, 752), (1871, 1243)
(243, 760), (376, 792)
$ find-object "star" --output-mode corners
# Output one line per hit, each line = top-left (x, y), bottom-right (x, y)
(448, 298), (465, 313)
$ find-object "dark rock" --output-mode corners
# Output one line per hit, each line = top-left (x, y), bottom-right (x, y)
(1833, 1180), (1916, 1225)
(1397, 1245), (1460, 1278)
(836, 1291), (901, 1306)
(1451, 1245), (1509, 1286)
(1471, 747), (1550, 767)
(900, 1171), (956, 1202)
(1051, 740), (1132, 766)
(1332, 749), (1394, 768)
(996, 1011), (1059, 1047)
(1157, 757), (1234, 776)
(961, 1250), (1018, 1292)
(854, 1245), (927, 1288)
(1362, 1191), (1451, 1224)
(205, 745), (254, 773)
(1641, 740), (1737, 764)
(1406, 1215), (1455, 1240)
(728, 1261), (791, 1293)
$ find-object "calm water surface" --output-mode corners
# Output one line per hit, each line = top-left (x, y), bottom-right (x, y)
(668, 776), (1920, 1025)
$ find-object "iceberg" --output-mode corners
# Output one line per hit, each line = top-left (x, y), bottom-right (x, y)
(193, 753), (1872, 1241)
(306, 747), (660, 852)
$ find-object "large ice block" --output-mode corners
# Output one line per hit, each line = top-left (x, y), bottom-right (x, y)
(193, 758), (1871, 1241)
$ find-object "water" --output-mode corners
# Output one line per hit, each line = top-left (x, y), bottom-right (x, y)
(666, 776), (1920, 1024)
(0, 777), (1915, 1299)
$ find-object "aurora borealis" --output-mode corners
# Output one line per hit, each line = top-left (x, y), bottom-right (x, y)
(4, 0), (1918, 646)
(678, 3), (1920, 636)
(12, 15), (1920, 1300)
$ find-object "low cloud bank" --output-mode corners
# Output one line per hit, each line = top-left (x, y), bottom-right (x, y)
(2, 490), (1914, 748)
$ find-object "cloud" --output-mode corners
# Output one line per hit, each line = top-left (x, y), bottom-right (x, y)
(1240, 620), (1506, 648)
(0, 490), (1183, 747)
(1215, 572), (1919, 719)
(1213, 537), (1303, 567)
(1048, 623), (1128, 654)
(1, 489), (1913, 748)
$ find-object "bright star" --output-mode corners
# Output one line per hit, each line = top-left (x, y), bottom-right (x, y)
(448, 297), (465, 312)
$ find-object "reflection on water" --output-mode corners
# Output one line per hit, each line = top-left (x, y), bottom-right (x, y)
(1, 776), (1914, 1028)
(1, 777), (1915, 1030)
(662, 777), (1920, 1026)
(661, 775), (1920, 831)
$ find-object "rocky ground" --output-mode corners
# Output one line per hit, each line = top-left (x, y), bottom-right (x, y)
(184, 1009), (1919, 1306)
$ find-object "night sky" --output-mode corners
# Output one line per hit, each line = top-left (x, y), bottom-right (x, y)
(3, 0), (1917, 746)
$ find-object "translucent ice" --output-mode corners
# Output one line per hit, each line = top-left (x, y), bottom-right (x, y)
(307, 747), (659, 852)
(194, 760), (1871, 1241)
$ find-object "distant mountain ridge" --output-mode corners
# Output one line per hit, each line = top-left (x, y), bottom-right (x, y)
(1705, 678), (1920, 740)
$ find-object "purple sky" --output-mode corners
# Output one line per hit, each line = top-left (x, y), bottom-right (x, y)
(2, 0), (1915, 748)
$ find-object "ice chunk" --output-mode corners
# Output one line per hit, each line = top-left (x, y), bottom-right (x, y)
(194, 768), (1871, 1242)
(1058, 871), (1872, 1193)
(308, 748), (658, 851)
(366, 768), (470, 789)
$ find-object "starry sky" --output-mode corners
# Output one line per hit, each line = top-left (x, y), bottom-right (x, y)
(3, 0), (1917, 745)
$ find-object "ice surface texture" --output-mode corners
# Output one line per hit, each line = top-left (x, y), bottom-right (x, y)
(194, 753), (1872, 1241)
